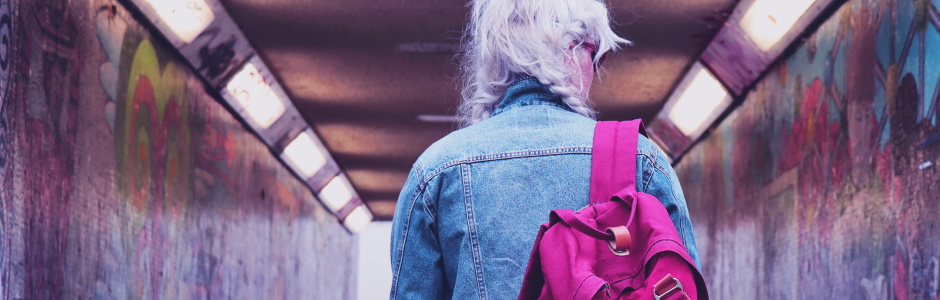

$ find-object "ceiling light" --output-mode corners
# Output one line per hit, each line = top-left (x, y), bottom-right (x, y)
(319, 175), (355, 212)
(343, 205), (373, 234)
(223, 60), (287, 129)
(281, 129), (327, 179)
(740, 0), (816, 51)
(666, 63), (731, 137)
(140, 0), (215, 44)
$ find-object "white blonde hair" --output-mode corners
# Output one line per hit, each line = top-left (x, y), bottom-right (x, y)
(458, 0), (631, 127)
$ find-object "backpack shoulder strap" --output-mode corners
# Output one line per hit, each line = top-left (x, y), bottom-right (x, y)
(589, 120), (647, 204)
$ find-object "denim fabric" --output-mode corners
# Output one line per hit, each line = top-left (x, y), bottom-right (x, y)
(390, 77), (700, 300)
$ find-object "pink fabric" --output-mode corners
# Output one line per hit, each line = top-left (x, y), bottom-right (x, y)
(519, 120), (708, 299)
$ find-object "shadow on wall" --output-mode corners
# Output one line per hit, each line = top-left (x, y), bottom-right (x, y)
(674, 0), (940, 298)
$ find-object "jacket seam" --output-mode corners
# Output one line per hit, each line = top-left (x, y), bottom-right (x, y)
(460, 163), (488, 299)
(638, 153), (655, 193)
(421, 186), (437, 224)
(416, 147), (592, 189)
(648, 153), (690, 241)
(415, 161), (437, 224)
(389, 168), (426, 300)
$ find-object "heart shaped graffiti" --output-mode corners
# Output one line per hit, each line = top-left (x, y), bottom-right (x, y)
(118, 39), (191, 217)
(115, 39), (192, 296)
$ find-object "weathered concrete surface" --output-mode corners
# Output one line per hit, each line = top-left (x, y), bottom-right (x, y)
(0, 0), (357, 298)
(675, 0), (940, 298)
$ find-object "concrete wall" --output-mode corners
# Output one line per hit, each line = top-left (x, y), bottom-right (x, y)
(0, 0), (358, 298)
(674, 0), (940, 298)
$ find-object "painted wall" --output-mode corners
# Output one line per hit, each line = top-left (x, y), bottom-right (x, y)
(675, 0), (940, 298)
(0, 0), (358, 298)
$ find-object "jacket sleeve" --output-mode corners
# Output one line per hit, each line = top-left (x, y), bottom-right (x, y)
(635, 136), (702, 268)
(389, 165), (447, 299)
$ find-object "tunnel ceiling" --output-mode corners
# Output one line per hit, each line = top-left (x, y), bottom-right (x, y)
(220, 0), (738, 221)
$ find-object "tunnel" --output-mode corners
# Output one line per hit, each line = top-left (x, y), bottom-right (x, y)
(0, 0), (938, 299)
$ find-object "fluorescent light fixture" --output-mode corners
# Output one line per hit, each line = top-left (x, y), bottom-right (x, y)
(281, 130), (327, 179)
(343, 205), (373, 233)
(319, 175), (355, 212)
(224, 61), (287, 129)
(667, 63), (731, 137)
(142, 0), (215, 44)
(740, 0), (816, 51)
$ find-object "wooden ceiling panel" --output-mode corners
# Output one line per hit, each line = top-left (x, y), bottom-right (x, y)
(345, 168), (410, 197)
(592, 50), (695, 122)
(364, 199), (398, 221)
(313, 120), (453, 161)
(223, 0), (466, 48)
(262, 47), (460, 117)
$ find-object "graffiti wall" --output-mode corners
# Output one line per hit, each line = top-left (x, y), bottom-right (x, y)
(0, 0), (357, 298)
(675, 0), (940, 298)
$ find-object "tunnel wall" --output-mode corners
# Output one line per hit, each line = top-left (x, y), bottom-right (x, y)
(674, 0), (940, 298)
(0, 0), (358, 298)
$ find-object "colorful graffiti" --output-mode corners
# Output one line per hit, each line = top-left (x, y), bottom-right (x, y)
(0, 0), (358, 298)
(0, 0), (11, 109)
(0, 1), (12, 295)
(675, 0), (940, 298)
(7, 0), (84, 298)
(195, 28), (237, 81)
(120, 40), (194, 297)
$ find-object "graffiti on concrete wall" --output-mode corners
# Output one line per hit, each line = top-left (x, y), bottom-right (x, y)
(675, 0), (940, 298)
(194, 28), (237, 81)
(4, 0), (84, 298)
(0, 0), (12, 295)
(0, 0), (11, 110)
(92, 5), (358, 298)
(0, 0), (358, 298)
(113, 38), (195, 298)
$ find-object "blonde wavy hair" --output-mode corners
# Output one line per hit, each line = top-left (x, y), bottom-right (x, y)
(457, 0), (630, 127)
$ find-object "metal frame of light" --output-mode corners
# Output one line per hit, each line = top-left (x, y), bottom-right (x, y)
(132, 0), (217, 46)
(663, 63), (731, 139)
(125, 0), (372, 233)
(701, 0), (840, 96)
(648, 63), (732, 156)
(649, 0), (844, 162)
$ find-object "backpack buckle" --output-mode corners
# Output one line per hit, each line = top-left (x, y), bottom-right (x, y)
(653, 273), (689, 300)
(604, 226), (631, 256)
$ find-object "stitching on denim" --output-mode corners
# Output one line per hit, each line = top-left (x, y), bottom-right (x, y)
(389, 170), (426, 299)
(409, 161), (437, 224)
(418, 147), (592, 186)
(420, 187), (437, 224)
(421, 195), (436, 224)
(405, 147), (589, 298)
(460, 163), (488, 299)
(464, 147), (592, 163)
(411, 147), (592, 197)
(494, 100), (567, 115)
(638, 153), (655, 193)
(648, 152), (691, 246)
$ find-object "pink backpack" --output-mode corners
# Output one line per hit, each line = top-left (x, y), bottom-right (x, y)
(518, 120), (708, 300)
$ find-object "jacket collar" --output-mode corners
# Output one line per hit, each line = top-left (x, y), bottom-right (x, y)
(491, 76), (574, 117)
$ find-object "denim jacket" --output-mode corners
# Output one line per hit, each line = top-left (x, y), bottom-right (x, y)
(390, 77), (700, 299)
